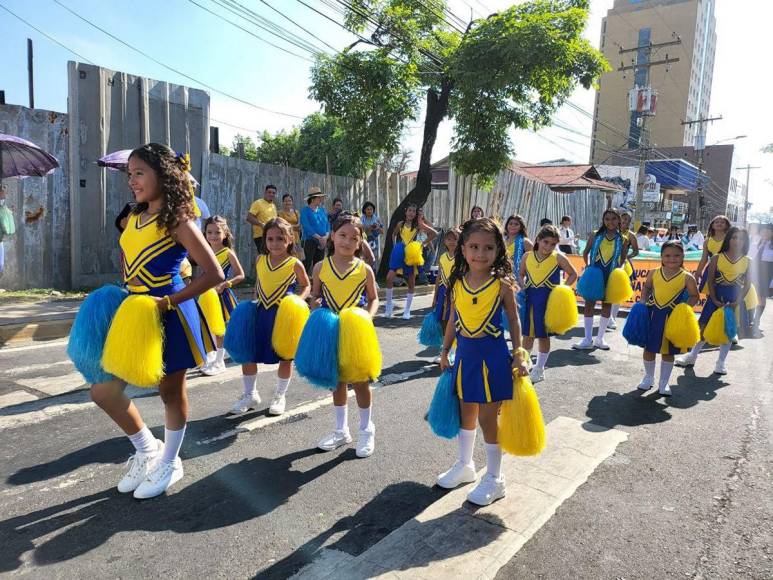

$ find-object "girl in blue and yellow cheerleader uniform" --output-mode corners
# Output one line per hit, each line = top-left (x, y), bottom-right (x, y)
(224, 217), (310, 417)
(384, 203), (437, 319)
(296, 213), (381, 458)
(68, 144), (224, 499)
(200, 215), (245, 376)
(609, 211), (640, 330)
(518, 225), (578, 384)
(574, 209), (630, 351)
(695, 215), (730, 293)
(437, 218), (529, 507)
(636, 241), (699, 396)
(677, 227), (752, 375)
(503, 215), (533, 286)
(426, 228), (459, 359)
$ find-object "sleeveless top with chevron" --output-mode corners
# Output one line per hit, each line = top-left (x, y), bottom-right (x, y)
(438, 252), (455, 287)
(255, 255), (300, 308)
(715, 254), (749, 287)
(319, 257), (367, 313)
(399, 224), (418, 245)
(523, 251), (561, 289)
(646, 268), (687, 310)
(120, 213), (186, 290)
(453, 277), (503, 338)
(215, 248), (233, 278)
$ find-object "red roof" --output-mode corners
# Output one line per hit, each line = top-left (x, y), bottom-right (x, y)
(510, 163), (624, 192)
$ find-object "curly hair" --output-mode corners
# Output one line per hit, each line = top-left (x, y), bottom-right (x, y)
(448, 218), (515, 291)
(129, 143), (195, 233)
(262, 217), (296, 256)
(203, 215), (234, 248)
(326, 211), (365, 257)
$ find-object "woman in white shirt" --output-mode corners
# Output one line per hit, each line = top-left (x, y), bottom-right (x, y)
(558, 215), (576, 254)
(635, 225), (651, 251)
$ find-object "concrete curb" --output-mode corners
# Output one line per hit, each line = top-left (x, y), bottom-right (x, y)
(0, 285), (434, 348)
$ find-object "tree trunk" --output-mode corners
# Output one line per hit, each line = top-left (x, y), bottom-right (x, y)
(377, 81), (451, 278)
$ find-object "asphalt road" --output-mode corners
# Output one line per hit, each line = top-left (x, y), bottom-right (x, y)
(1, 295), (770, 579)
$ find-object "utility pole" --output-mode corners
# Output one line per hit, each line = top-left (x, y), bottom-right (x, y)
(736, 164), (760, 227)
(27, 38), (35, 109)
(682, 115), (722, 229)
(618, 39), (680, 225)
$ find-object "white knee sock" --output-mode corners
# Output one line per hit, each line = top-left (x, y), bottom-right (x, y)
(215, 347), (225, 365)
(358, 406), (372, 430)
(536, 351), (550, 370)
(275, 377), (291, 396)
(458, 428), (476, 466)
(643, 360), (656, 381)
(335, 404), (348, 431)
(659, 361), (674, 388)
(485, 442), (503, 479)
(242, 374), (257, 396)
(718, 343), (731, 363)
(611, 304), (620, 318)
(404, 293), (414, 314)
(597, 316), (611, 337)
(583, 316), (594, 341)
(690, 341), (705, 358)
(128, 425), (157, 455)
(161, 425), (186, 464)
(385, 288), (394, 308)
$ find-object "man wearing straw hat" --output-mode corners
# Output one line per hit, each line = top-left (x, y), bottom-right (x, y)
(300, 186), (329, 273)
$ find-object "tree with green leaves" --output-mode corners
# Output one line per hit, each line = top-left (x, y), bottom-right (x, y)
(310, 0), (608, 274)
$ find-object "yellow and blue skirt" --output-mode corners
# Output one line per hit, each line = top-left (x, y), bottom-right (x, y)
(521, 286), (550, 339)
(698, 284), (742, 327)
(453, 334), (512, 403)
(389, 241), (421, 276)
(129, 277), (215, 374)
(645, 305), (686, 355)
(433, 283), (451, 322)
(220, 287), (238, 322)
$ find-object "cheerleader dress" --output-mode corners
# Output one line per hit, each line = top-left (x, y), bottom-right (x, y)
(215, 248), (239, 321)
(320, 256), (367, 313)
(594, 234), (622, 286)
(434, 251), (455, 322)
(452, 277), (512, 403)
(521, 251), (562, 339)
(699, 236), (724, 292)
(121, 213), (214, 373)
(389, 224), (420, 276)
(645, 267), (690, 355)
(698, 253), (750, 328)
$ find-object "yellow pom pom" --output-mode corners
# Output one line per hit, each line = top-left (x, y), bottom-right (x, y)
(271, 295), (310, 360)
(404, 241), (425, 267)
(544, 285), (579, 335)
(664, 303), (700, 350)
(744, 284), (759, 311)
(198, 288), (226, 336)
(499, 371), (545, 456)
(102, 295), (164, 387)
(338, 307), (382, 383)
(703, 307), (729, 345)
(605, 267), (634, 304)
(623, 259), (633, 277)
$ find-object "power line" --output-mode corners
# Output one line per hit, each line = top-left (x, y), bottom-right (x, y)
(257, 0), (339, 53)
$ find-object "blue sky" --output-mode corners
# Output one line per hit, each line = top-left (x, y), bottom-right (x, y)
(1, 0), (771, 212)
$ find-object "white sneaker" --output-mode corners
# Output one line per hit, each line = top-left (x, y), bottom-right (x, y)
(593, 337), (611, 350)
(714, 360), (728, 375)
(466, 473), (506, 506)
(133, 457), (184, 499)
(752, 328), (763, 339)
(529, 366), (545, 384)
(201, 361), (226, 376)
(401, 310), (412, 320)
(607, 319), (618, 331)
(436, 461), (477, 489)
(228, 392), (261, 416)
(432, 355), (442, 364)
(117, 439), (163, 493)
(637, 377), (654, 391)
(658, 383), (672, 396)
(317, 429), (352, 452)
(356, 422), (375, 458)
(675, 353), (697, 368)
(572, 338), (594, 350)
(268, 394), (286, 416)
(384, 304), (394, 318)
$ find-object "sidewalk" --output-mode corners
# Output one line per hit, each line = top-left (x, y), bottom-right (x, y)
(0, 285), (434, 347)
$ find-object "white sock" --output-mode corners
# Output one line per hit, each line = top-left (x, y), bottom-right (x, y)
(458, 428), (476, 466)
(485, 442), (503, 479)
(215, 347), (225, 365)
(206, 350), (216, 364)
(611, 304), (620, 318)
(536, 351), (550, 370)
(242, 374), (257, 397)
(690, 341), (705, 358)
(583, 316), (594, 341)
(718, 343), (731, 363)
(385, 288), (394, 308)
(161, 425), (186, 465)
(597, 316), (610, 337)
(335, 404), (348, 432)
(128, 425), (157, 455)
(659, 361), (674, 388)
(275, 377), (291, 397)
(404, 293), (414, 314)
(358, 406), (372, 430)
(643, 359), (656, 381)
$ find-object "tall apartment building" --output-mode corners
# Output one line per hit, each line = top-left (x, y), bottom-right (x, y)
(590, 0), (717, 164)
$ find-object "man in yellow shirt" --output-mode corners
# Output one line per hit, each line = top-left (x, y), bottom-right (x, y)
(246, 184), (278, 251)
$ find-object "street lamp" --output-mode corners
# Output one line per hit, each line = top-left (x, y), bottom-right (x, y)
(711, 135), (747, 146)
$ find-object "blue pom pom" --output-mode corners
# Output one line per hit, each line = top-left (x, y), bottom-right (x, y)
(389, 241), (406, 271)
(622, 302), (649, 348)
(295, 308), (340, 389)
(67, 285), (127, 384)
(428, 370), (460, 439)
(577, 266), (605, 302)
(223, 301), (260, 364)
(723, 305), (737, 341)
(418, 311), (444, 347)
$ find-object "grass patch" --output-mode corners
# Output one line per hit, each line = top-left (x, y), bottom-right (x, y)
(0, 288), (89, 305)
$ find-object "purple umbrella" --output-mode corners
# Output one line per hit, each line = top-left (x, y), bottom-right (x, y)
(97, 149), (199, 187)
(0, 133), (60, 179)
